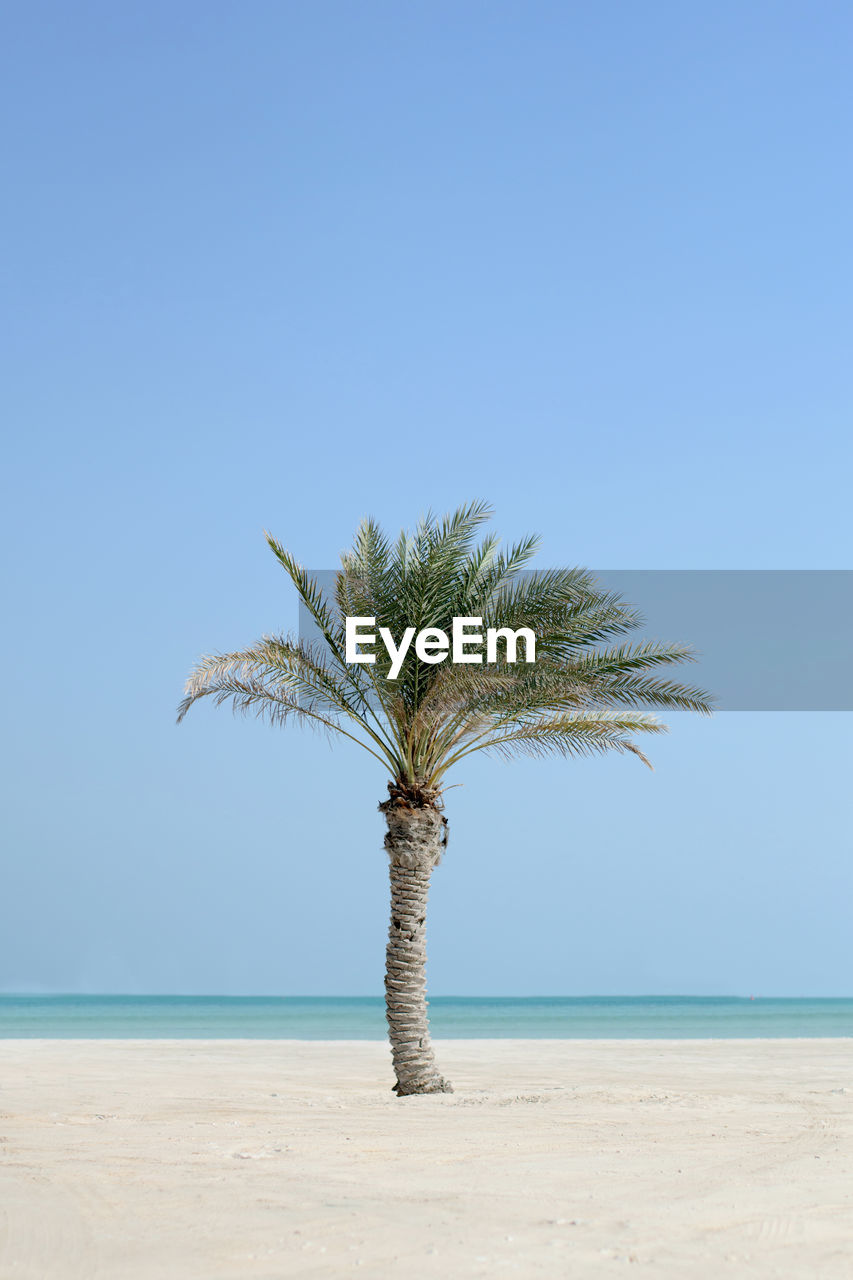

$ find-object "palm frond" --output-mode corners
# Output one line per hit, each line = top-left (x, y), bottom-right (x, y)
(435, 711), (666, 776)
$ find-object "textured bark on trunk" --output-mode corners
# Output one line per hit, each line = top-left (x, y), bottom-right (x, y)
(382, 799), (452, 1096)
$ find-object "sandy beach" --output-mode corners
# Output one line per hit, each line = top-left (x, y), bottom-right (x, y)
(1, 1039), (851, 1278)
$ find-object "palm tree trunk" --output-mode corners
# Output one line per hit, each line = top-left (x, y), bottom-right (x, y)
(382, 800), (452, 1095)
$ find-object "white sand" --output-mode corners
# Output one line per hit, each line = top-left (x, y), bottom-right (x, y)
(1, 1039), (851, 1278)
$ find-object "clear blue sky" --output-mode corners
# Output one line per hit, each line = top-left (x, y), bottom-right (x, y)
(2, 1), (851, 996)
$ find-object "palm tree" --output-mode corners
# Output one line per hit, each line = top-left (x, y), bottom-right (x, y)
(178, 502), (713, 1095)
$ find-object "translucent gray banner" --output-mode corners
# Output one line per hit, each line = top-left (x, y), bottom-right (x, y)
(297, 570), (852, 711)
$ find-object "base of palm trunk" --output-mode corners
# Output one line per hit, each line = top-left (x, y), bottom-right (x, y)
(392, 1074), (452, 1096)
(381, 790), (452, 1096)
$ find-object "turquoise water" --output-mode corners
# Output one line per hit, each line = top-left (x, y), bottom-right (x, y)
(1, 995), (851, 1038)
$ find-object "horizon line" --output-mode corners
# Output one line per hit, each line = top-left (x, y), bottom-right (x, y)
(3, 992), (850, 1001)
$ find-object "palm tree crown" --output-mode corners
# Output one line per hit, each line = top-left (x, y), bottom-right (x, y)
(178, 501), (714, 796)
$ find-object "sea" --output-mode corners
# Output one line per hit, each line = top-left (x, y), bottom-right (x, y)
(1, 995), (851, 1039)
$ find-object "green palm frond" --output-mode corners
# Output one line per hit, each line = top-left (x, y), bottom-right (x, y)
(471, 711), (666, 768)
